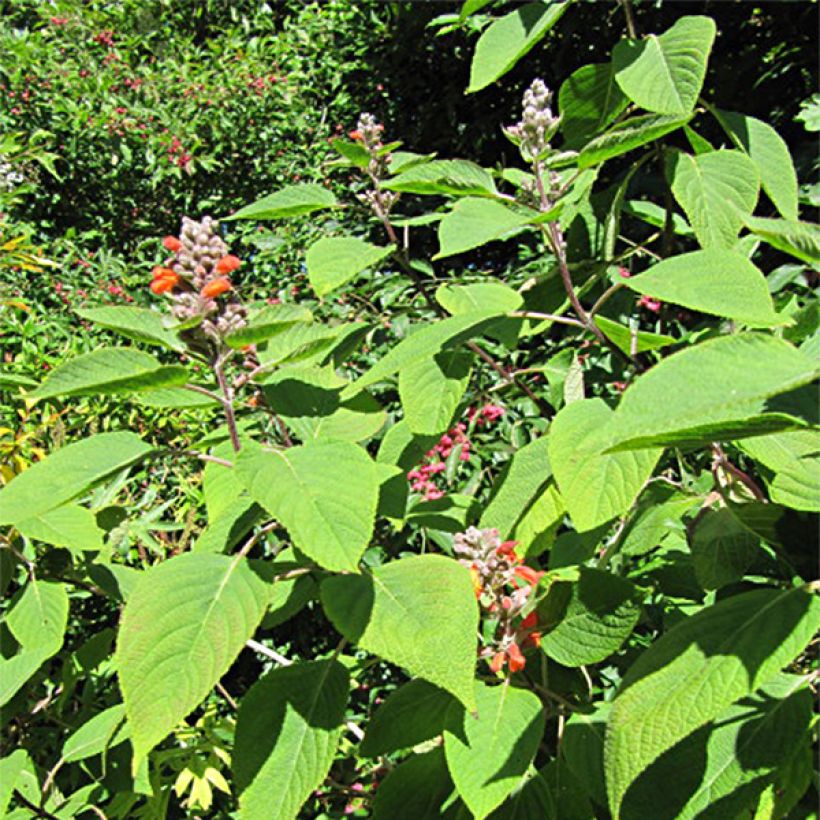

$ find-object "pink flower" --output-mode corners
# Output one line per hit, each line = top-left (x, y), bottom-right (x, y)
(638, 295), (662, 313)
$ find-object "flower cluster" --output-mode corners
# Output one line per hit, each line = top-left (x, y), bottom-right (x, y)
(350, 113), (398, 216)
(407, 423), (471, 501)
(504, 78), (560, 162)
(149, 216), (246, 343)
(454, 527), (544, 675)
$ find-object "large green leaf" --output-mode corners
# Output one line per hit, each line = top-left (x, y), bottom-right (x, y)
(613, 16), (716, 115)
(16, 502), (103, 554)
(549, 399), (660, 532)
(226, 183), (337, 220)
(0, 750), (31, 816)
(321, 555), (478, 709)
(479, 437), (553, 538)
(741, 215), (820, 266)
(7, 580), (69, 655)
(0, 432), (151, 525)
(467, 1), (571, 93)
(691, 508), (759, 590)
(382, 159), (497, 197)
(435, 198), (533, 259)
(713, 109), (799, 221)
(234, 660), (348, 820)
(623, 249), (780, 326)
(399, 349), (472, 435)
(443, 681), (545, 819)
(669, 150), (760, 249)
(235, 440), (380, 572)
(488, 768), (557, 820)
(115, 552), (271, 760)
(621, 673), (814, 820)
(343, 312), (501, 396)
(0, 651), (50, 708)
(606, 334), (818, 451)
(579, 113), (691, 168)
(224, 304), (312, 349)
(361, 679), (454, 757)
(262, 367), (386, 443)
(372, 748), (455, 820)
(738, 429), (820, 512)
(306, 237), (393, 297)
(437, 282), (523, 316)
(76, 306), (186, 352)
(27, 348), (188, 401)
(539, 568), (643, 666)
(604, 585), (820, 816)
(558, 62), (629, 148)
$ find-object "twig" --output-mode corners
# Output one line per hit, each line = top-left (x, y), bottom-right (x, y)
(346, 721), (365, 742)
(246, 639), (292, 666)
(213, 354), (240, 453)
(235, 521), (278, 560)
(182, 383), (226, 406)
(619, 0), (638, 38)
(216, 681), (238, 711)
(169, 449), (234, 468)
(14, 791), (59, 820)
(589, 281), (626, 318)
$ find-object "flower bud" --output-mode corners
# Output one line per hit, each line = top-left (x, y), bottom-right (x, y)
(162, 235), (182, 252)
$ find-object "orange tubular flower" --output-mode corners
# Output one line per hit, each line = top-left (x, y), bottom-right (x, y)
(201, 276), (232, 298)
(348, 129), (364, 141)
(150, 272), (179, 294)
(507, 642), (526, 673)
(489, 651), (506, 674)
(152, 265), (175, 280)
(162, 236), (182, 252)
(520, 611), (538, 630)
(514, 565), (544, 586)
(525, 631), (542, 649)
(215, 254), (241, 275)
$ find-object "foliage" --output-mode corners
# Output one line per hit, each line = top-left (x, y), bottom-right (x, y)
(1, 2), (818, 819)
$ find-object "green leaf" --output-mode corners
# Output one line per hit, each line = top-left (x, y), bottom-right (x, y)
(613, 16), (716, 115)
(562, 702), (610, 809)
(234, 660), (348, 820)
(623, 249), (780, 326)
(135, 386), (219, 408)
(488, 767), (557, 819)
(306, 237), (393, 297)
(372, 748), (455, 820)
(0, 651), (49, 707)
(0, 431), (151, 526)
(16, 503), (103, 555)
(437, 282), (523, 316)
(669, 150), (760, 249)
(361, 679), (455, 757)
(224, 304), (312, 349)
(443, 681), (545, 819)
(480, 437), (553, 538)
(607, 334), (818, 451)
(0, 371), (37, 389)
(330, 137), (370, 168)
(322, 555), (479, 709)
(593, 315), (676, 354)
(399, 349), (472, 435)
(622, 674), (813, 820)
(27, 348), (188, 401)
(604, 585), (820, 816)
(76, 306), (186, 352)
(713, 109), (799, 221)
(261, 367), (386, 443)
(579, 113), (692, 168)
(691, 508), (759, 590)
(738, 430), (820, 512)
(62, 704), (128, 763)
(257, 321), (367, 370)
(623, 199), (694, 237)
(343, 312), (502, 396)
(621, 492), (700, 557)
(539, 568), (643, 666)
(235, 440), (380, 572)
(435, 198), (533, 259)
(226, 183), (337, 220)
(0, 750), (31, 816)
(741, 215), (820, 266)
(382, 159), (497, 197)
(7, 580), (69, 655)
(549, 399), (660, 532)
(467, 1), (571, 93)
(558, 62), (629, 148)
(115, 552), (271, 760)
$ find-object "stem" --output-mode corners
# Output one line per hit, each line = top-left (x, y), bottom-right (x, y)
(589, 281), (626, 318)
(213, 354), (241, 453)
(16, 791), (59, 820)
(170, 449), (234, 468)
(509, 310), (585, 328)
(619, 0), (638, 38)
(246, 639), (291, 666)
(236, 521), (278, 559)
(182, 383), (226, 406)
(712, 444), (766, 502)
